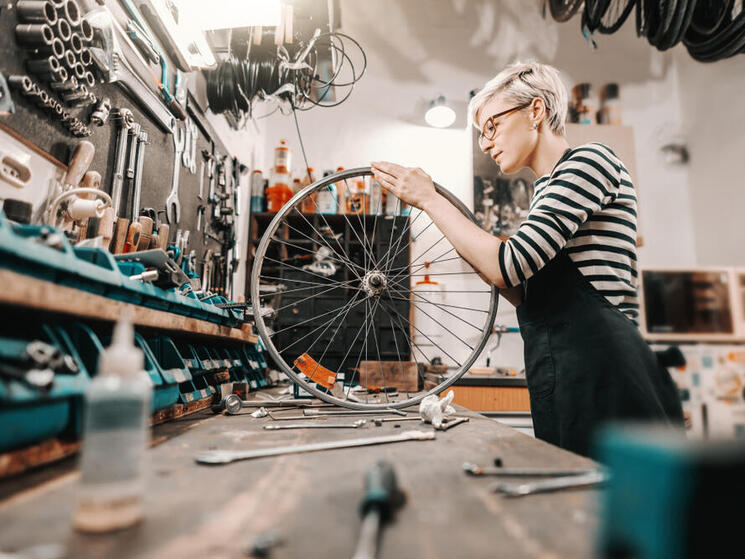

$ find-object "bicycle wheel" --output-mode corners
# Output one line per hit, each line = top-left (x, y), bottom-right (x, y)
(250, 168), (499, 410)
(549, 0), (584, 22)
(598, 0), (637, 34)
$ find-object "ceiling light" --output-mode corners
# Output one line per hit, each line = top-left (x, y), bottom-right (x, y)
(177, 0), (282, 31)
(425, 96), (456, 128)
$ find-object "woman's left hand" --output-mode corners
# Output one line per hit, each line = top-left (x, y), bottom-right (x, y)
(370, 161), (438, 211)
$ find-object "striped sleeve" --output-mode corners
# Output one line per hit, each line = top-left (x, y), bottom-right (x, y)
(497, 144), (622, 288)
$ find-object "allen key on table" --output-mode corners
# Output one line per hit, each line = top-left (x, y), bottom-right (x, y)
(303, 408), (407, 417)
(195, 430), (436, 465)
(263, 420), (367, 430)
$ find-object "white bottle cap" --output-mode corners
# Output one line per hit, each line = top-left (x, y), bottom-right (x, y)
(99, 310), (144, 378)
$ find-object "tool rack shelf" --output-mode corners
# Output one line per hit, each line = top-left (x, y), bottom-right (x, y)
(0, 268), (257, 343)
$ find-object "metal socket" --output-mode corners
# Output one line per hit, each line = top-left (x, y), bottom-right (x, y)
(62, 49), (76, 69)
(79, 18), (93, 43)
(49, 0), (64, 7)
(62, 0), (81, 27)
(83, 71), (95, 88)
(79, 48), (92, 67)
(69, 32), (83, 54)
(15, 23), (54, 46)
(49, 76), (77, 90)
(72, 62), (85, 80)
(26, 55), (60, 74)
(35, 89), (50, 107)
(61, 86), (86, 102)
(55, 18), (71, 42)
(7, 75), (35, 95)
(71, 93), (96, 107)
(38, 36), (66, 58)
(16, 1), (57, 25)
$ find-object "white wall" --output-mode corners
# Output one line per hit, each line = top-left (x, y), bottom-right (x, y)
(674, 51), (745, 267)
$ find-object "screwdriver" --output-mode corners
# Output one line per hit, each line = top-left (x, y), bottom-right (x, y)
(352, 460), (404, 559)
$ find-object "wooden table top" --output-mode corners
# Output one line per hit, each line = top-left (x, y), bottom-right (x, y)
(0, 403), (600, 558)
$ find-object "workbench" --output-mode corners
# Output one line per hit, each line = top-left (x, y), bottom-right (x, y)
(0, 399), (600, 558)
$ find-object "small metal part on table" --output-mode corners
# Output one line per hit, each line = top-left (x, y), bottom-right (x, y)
(463, 463), (600, 477)
(263, 420), (366, 430)
(438, 416), (469, 431)
(491, 470), (609, 497)
(303, 408), (408, 417)
(195, 430), (436, 465)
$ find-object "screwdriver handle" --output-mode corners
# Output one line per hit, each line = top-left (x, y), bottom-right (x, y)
(360, 460), (398, 519)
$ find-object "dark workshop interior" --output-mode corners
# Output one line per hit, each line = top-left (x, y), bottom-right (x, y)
(1, 1), (745, 557)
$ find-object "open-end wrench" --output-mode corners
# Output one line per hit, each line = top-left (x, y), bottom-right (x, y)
(125, 121), (140, 204)
(463, 463), (600, 477)
(110, 109), (134, 216)
(165, 123), (186, 224)
(195, 430), (436, 465)
(131, 129), (148, 220)
(263, 420), (367, 430)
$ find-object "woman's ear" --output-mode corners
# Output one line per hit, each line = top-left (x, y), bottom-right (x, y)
(530, 98), (546, 126)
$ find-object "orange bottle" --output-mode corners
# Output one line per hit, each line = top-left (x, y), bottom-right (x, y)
(266, 165), (292, 212)
(335, 166), (347, 214)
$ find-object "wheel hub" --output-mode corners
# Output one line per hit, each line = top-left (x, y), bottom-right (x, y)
(361, 270), (388, 297)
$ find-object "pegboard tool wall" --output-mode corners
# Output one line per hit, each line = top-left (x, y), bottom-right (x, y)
(0, 1), (241, 292)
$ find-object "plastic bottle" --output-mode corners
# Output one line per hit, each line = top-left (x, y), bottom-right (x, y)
(347, 179), (369, 214)
(274, 139), (291, 170)
(315, 169), (338, 214)
(250, 169), (264, 213)
(266, 165), (292, 212)
(598, 83), (622, 125)
(571, 83), (596, 125)
(292, 178), (303, 195)
(334, 166), (347, 215)
(370, 176), (383, 215)
(300, 167), (316, 213)
(74, 313), (152, 533)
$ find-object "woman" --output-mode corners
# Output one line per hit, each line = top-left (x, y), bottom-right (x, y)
(371, 61), (683, 457)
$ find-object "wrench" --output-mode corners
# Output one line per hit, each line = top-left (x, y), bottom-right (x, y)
(491, 470), (609, 497)
(110, 109), (134, 216)
(84, 9), (176, 135)
(131, 129), (148, 220)
(165, 123), (186, 224)
(195, 430), (436, 465)
(263, 420), (367, 430)
(181, 119), (192, 169)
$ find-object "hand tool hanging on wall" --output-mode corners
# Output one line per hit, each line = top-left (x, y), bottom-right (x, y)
(131, 129), (151, 250)
(109, 108), (134, 253)
(84, 8), (178, 134)
(165, 122), (185, 224)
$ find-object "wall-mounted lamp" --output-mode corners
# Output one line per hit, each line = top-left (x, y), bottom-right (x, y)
(425, 95), (456, 128)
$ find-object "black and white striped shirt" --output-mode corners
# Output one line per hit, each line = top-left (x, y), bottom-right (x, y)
(497, 142), (639, 322)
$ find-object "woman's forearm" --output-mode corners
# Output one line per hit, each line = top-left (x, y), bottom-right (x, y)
(422, 194), (507, 289)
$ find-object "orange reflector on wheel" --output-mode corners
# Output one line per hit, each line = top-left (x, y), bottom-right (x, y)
(294, 353), (336, 390)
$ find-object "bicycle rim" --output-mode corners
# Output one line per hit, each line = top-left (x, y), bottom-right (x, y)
(250, 167), (499, 409)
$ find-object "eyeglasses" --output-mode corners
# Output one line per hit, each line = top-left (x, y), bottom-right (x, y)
(478, 102), (531, 143)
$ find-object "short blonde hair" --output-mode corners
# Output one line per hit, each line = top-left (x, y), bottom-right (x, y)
(468, 61), (568, 136)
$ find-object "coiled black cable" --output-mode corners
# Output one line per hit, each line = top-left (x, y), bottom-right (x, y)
(206, 30), (366, 121)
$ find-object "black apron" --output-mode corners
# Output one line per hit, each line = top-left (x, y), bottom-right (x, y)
(517, 251), (684, 457)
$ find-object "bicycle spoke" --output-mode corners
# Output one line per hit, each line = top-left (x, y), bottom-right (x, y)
(369, 297), (390, 404)
(260, 274), (352, 289)
(292, 203), (361, 276)
(286, 212), (364, 278)
(267, 236), (354, 270)
(299, 292), (364, 386)
(385, 290), (489, 317)
(274, 279), (358, 313)
(280, 292), (364, 353)
(383, 297), (437, 384)
(270, 298), (358, 336)
(379, 293), (462, 367)
(262, 255), (353, 286)
(385, 249), (458, 275)
(379, 208), (425, 275)
(385, 306), (410, 398)
(347, 296), (376, 400)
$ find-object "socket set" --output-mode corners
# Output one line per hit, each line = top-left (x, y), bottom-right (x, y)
(14, 0), (97, 109)
(7, 74), (92, 136)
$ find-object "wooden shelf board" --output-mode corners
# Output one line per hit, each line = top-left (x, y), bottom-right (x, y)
(0, 269), (257, 343)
